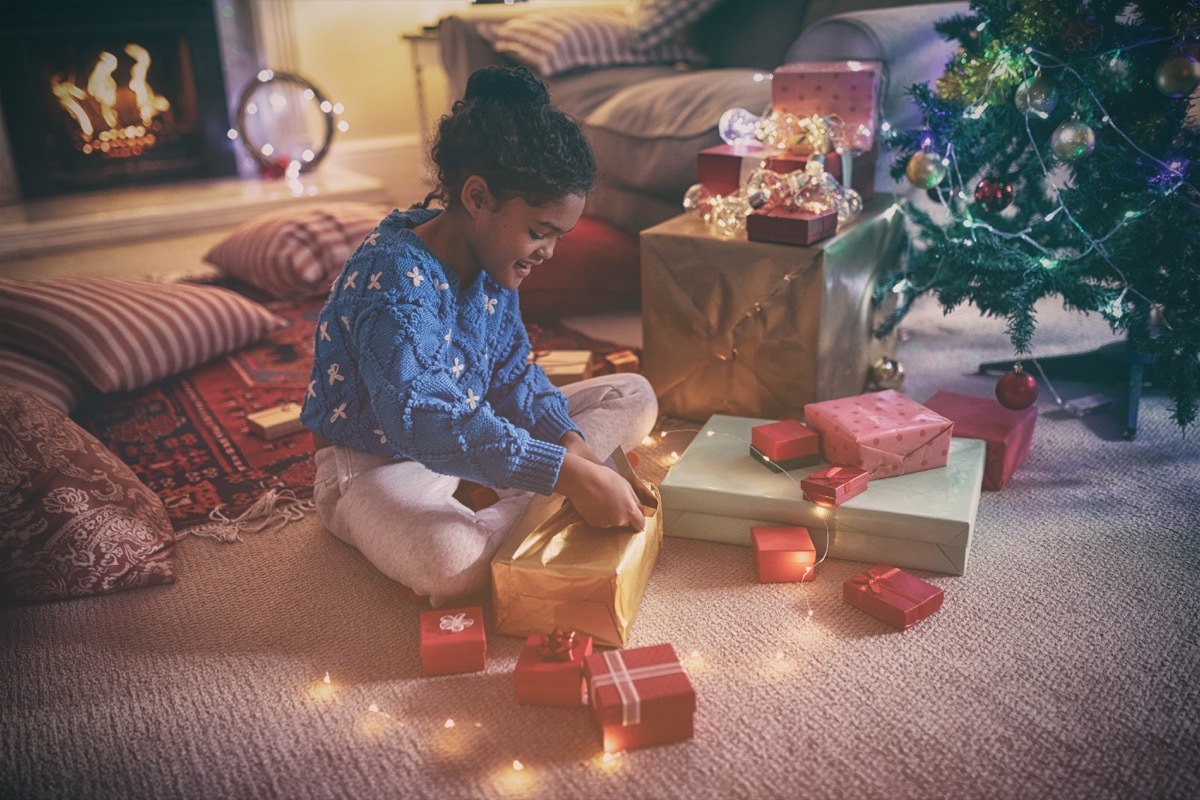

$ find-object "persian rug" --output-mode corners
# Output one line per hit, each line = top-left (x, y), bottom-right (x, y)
(77, 295), (640, 533)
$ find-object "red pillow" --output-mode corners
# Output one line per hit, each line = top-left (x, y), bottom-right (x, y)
(518, 216), (640, 318)
(0, 387), (176, 603)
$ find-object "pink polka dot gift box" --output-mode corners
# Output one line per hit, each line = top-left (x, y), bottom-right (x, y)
(803, 390), (954, 480)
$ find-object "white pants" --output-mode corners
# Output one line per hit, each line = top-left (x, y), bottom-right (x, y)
(312, 373), (658, 606)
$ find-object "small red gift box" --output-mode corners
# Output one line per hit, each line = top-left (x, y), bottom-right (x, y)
(513, 629), (594, 707)
(922, 390), (1037, 491)
(419, 606), (487, 677)
(751, 525), (816, 583)
(843, 564), (943, 630)
(804, 390), (954, 479)
(750, 419), (820, 472)
(746, 207), (839, 246)
(800, 464), (869, 506)
(584, 644), (696, 753)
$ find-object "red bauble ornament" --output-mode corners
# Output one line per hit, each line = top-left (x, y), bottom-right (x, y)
(995, 364), (1039, 410)
(974, 177), (1014, 213)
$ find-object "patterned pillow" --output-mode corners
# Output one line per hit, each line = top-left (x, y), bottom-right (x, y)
(204, 203), (390, 298)
(0, 386), (175, 604)
(0, 277), (286, 394)
(479, 10), (706, 78)
(627, 0), (727, 49)
(0, 347), (85, 415)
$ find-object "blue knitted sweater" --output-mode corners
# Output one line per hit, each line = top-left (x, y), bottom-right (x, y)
(301, 207), (579, 495)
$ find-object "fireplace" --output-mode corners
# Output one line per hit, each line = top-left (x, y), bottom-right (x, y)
(0, 0), (239, 200)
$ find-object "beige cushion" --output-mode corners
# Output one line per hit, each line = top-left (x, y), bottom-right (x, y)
(584, 69), (772, 199)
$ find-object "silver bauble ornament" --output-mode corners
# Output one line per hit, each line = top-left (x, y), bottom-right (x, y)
(1155, 54), (1200, 98)
(1014, 75), (1059, 116)
(1050, 119), (1095, 161)
(870, 356), (905, 390)
(905, 152), (946, 189)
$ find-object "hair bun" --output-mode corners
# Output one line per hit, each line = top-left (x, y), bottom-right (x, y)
(463, 65), (550, 107)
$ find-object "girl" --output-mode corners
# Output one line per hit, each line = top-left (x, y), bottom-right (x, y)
(301, 66), (659, 607)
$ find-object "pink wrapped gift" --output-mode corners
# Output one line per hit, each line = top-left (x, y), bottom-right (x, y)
(772, 61), (882, 143)
(803, 389), (953, 479)
(922, 390), (1036, 491)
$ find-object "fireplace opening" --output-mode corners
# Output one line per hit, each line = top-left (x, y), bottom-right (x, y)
(0, 0), (239, 200)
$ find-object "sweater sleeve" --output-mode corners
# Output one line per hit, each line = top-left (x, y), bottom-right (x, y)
(356, 296), (566, 495)
(487, 312), (581, 446)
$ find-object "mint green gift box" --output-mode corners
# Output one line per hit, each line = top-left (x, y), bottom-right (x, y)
(659, 414), (986, 575)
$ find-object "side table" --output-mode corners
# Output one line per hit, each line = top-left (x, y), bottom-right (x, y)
(640, 198), (906, 421)
(401, 26), (441, 144)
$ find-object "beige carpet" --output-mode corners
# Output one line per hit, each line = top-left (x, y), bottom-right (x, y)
(3, 295), (1198, 800)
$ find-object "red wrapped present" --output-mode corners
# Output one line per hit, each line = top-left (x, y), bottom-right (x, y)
(513, 629), (594, 707)
(843, 564), (943, 630)
(584, 644), (696, 753)
(751, 525), (816, 583)
(803, 389), (953, 479)
(921, 390), (1036, 491)
(750, 419), (820, 472)
(800, 464), (869, 506)
(746, 207), (838, 246)
(419, 606), (487, 677)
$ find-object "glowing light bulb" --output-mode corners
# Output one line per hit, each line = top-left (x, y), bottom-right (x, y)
(226, 129), (238, 140)
(512, 761), (524, 771)
(257, 69), (274, 82)
(320, 100), (333, 113)
(444, 719), (455, 728)
(641, 436), (655, 446)
(368, 703), (379, 713)
(667, 451), (681, 465)
(323, 672), (331, 684)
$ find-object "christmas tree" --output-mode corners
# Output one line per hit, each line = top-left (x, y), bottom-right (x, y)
(879, 0), (1200, 430)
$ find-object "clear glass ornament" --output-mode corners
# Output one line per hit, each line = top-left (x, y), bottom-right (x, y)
(1014, 75), (1059, 117)
(836, 188), (863, 225)
(744, 168), (786, 210)
(706, 195), (752, 237)
(718, 107), (761, 145)
(682, 183), (713, 219)
(1050, 118), (1096, 161)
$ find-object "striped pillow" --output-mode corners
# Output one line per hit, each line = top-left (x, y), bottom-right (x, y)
(0, 347), (85, 415)
(204, 203), (390, 299)
(0, 278), (286, 394)
(627, 0), (726, 49)
(479, 10), (706, 78)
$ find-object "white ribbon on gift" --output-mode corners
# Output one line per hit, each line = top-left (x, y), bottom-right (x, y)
(439, 613), (474, 633)
(591, 650), (685, 727)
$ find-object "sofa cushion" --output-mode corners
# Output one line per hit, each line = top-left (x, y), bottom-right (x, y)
(627, 0), (726, 49)
(0, 386), (176, 604)
(0, 277), (286, 394)
(583, 68), (773, 199)
(204, 203), (390, 299)
(479, 9), (705, 78)
(517, 216), (640, 318)
(0, 347), (85, 415)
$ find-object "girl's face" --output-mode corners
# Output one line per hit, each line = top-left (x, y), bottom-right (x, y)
(470, 189), (587, 292)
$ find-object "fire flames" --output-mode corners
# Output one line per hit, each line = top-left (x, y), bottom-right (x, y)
(51, 44), (171, 158)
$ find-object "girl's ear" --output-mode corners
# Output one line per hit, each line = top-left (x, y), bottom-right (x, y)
(461, 175), (491, 218)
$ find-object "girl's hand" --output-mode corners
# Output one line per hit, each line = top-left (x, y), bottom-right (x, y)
(559, 430), (602, 466)
(554, 453), (647, 531)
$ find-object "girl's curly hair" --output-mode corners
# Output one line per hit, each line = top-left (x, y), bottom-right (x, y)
(420, 65), (596, 209)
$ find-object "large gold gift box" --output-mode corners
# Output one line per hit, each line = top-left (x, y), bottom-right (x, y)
(491, 449), (661, 648)
(640, 198), (905, 421)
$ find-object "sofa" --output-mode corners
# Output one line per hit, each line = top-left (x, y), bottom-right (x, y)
(438, 0), (968, 236)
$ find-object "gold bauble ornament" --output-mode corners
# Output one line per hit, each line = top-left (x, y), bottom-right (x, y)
(1050, 119), (1095, 161)
(1155, 54), (1200, 98)
(905, 152), (946, 189)
(870, 356), (906, 390)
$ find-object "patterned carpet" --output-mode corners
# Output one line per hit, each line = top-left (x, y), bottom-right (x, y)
(77, 295), (640, 531)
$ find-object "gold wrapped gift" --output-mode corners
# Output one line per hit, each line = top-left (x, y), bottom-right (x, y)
(491, 449), (661, 648)
(640, 198), (904, 421)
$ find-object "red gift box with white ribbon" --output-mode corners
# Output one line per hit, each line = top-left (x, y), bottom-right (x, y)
(513, 629), (593, 707)
(583, 644), (696, 753)
(419, 606), (487, 677)
(843, 564), (943, 630)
